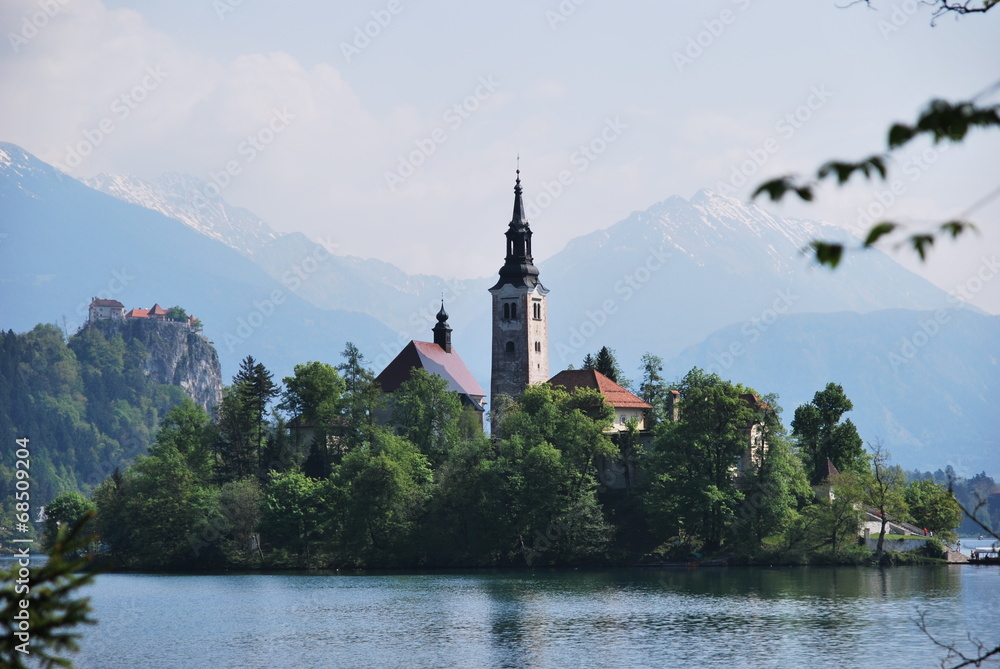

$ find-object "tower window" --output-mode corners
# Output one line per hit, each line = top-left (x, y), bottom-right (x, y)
(533, 303), (542, 320)
(510, 303), (517, 320)
(505, 341), (515, 355)
(534, 341), (541, 352)
(503, 303), (510, 320)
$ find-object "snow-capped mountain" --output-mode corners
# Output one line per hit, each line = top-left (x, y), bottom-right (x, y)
(3, 142), (996, 474)
(84, 172), (281, 257)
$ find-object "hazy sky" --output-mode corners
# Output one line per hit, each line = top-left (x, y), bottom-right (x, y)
(2, 0), (998, 312)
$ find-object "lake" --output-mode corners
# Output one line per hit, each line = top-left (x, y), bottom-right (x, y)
(48, 564), (998, 669)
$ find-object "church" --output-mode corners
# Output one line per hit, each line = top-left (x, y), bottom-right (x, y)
(376, 168), (651, 434)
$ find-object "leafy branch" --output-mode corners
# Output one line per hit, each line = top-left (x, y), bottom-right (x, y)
(753, 95), (1000, 268)
(0, 512), (103, 669)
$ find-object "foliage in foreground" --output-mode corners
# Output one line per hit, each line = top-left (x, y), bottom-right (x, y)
(0, 513), (100, 669)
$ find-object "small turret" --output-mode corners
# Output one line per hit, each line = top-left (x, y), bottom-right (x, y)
(432, 301), (452, 353)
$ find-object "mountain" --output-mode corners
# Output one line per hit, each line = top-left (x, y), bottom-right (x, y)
(83, 171), (490, 341)
(665, 308), (1000, 475)
(540, 190), (958, 371)
(4, 144), (995, 475)
(0, 143), (397, 383)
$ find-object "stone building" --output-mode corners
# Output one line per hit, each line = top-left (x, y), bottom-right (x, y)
(489, 170), (549, 402)
(88, 297), (125, 322)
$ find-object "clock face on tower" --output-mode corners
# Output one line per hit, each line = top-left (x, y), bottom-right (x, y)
(489, 171), (549, 404)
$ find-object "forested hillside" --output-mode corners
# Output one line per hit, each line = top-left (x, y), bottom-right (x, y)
(0, 323), (206, 512)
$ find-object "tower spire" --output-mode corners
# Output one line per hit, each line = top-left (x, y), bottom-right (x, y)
(491, 165), (542, 291)
(432, 299), (452, 353)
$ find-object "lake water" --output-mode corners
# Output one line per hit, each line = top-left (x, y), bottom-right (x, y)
(54, 565), (999, 669)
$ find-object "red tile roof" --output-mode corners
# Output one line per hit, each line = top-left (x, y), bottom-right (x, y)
(148, 303), (169, 315)
(376, 340), (486, 401)
(125, 308), (149, 318)
(90, 298), (124, 308)
(548, 369), (652, 410)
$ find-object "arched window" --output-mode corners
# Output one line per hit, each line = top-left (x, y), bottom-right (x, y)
(505, 341), (515, 354)
(533, 303), (542, 320)
(503, 303), (510, 320)
(510, 303), (517, 319)
(534, 341), (541, 352)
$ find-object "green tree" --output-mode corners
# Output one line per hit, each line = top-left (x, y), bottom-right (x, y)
(582, 346), (630, 387)
(234, 355), (279, 476)
(42, 491), (96, 555)
(166, 306), (188, 321)
(260, 470), (327, 561)
(863, 442), (910, 561)
(499, 384), (618, 565)
(0, 513), (100, 669)
(732, 433), (811, 552)
(791, 383), (867, 484)
(642, 368), (766, 551)
(390, 368), (462, 469)
(422, 435), (516, 565)
(905, 478), (962, 542)
(334, 429), (433, 566)
(790, 470), (864, 556)
(638, 352), (668, 428)
(279, 361), (346, 477)
(337, 342), (384, 450)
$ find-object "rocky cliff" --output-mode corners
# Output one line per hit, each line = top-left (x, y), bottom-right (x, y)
(94, 318), (223, 412)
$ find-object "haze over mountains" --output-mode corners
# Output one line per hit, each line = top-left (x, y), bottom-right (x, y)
(2, 142), (997, 475)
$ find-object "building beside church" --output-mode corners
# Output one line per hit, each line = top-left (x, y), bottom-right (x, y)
(489, 169), (550, 402)
(376, 302), (487, 425)
(549, 369), (652, 432)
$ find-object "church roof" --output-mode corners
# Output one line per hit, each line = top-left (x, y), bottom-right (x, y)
(548, 369), (652, 410)
(376, 340), (486, 404)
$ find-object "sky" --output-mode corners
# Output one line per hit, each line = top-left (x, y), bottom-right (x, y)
(2, 0), (999, 313)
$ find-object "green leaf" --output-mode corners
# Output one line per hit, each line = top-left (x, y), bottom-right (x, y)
(752, 177), (793, 201)
(888, 123), (915, 148)
(863, 222), (898, 247)
(939, 220), (977, 239)
(808, 241), (843, 269)
(910, 234), (934, 261)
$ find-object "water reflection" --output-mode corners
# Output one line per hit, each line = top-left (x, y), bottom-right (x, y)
(72, 566), (996, 669)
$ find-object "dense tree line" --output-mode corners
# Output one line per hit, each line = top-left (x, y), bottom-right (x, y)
(38, 343), (970, 570)
(0, 324), (188, 550)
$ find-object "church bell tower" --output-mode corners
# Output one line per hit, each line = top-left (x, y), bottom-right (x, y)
(489, 169), (549, 402)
